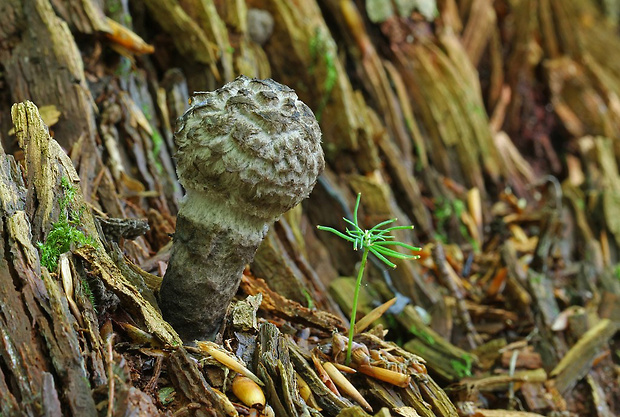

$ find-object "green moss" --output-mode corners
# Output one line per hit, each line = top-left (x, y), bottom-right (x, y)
(151, 130), (163, 157)
(106, 0), (122, 14)
(158, 387), (176, 405)
(450, 353), (473, 377)
(409, 326), (436, 345)
(433, 197), (479, 252)
(38, 220), (96, 271)
(114, 57), (132, 80)
(81, 280), (97, 312)
(151, 130), (164, 174)
(37, 177), (97, 271)
(59, 176), (76, 211)
(141, 104), (164, 173)
(142, 103), (153, 121)
(308, 27), (337, 122)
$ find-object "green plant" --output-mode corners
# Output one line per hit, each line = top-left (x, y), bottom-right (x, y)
(317, 193), (421, 364)
(81, 280), (97, 312)
(301, 288), (315, 309)
(37, 177), (97, 271)
(158, 387), (176, 406)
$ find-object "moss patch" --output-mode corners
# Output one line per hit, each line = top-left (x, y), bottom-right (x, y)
(37, 177), (97, 271)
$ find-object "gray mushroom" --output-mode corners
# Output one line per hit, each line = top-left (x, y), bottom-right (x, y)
(159, 76), (324, 342)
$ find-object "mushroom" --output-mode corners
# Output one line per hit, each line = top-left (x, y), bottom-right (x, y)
(159, 76), (324, 341)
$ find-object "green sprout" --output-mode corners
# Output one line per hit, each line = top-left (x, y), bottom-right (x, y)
(317, 193), (421, 364)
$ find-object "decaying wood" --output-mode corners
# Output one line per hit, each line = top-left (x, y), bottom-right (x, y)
(2, 0), (620, 415)
(0, 101), (184, 415)
(0, 0), (98, 150)
(256, 323), (306, 417)
(549, 319), (619, 393)
(167, 348), (228, 417)
(75, 245), (181, 346)
(432, 243), (481, 349)
(241, 273), (345, 332)
(10, 100), (181, 348)
(399, 305), (475, 382)
(0, 104), (99, 416)
(289, 343), (354, 415)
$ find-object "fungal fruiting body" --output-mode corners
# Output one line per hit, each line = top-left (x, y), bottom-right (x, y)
(159, 76), (324, 341)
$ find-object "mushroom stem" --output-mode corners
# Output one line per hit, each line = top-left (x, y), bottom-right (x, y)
(159, 193), (266, 341)
(159, 76), (324, 341)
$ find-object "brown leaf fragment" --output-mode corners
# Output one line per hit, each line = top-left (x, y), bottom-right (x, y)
(520, 382), (555, 413)
(104, 17), (155, 55)
(500, 348), (543, 370)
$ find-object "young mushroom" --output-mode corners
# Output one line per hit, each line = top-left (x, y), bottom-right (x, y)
(159, 76), (324, 341)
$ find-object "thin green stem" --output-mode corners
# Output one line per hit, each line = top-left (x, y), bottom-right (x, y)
(316, 226), (357, 243)
(372, 245), (419, 259)
(378, 241), (421, 250)
(376, 225), (415, 237)
(353, 193), (361, 226)
(369, 247), (396, 268)
(369, 218), (398, 232)
(346, 246), (369, 365)
(342, 217), (360, 230)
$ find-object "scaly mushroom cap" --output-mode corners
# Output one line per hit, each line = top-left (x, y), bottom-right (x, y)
(175, 76), (324, 222)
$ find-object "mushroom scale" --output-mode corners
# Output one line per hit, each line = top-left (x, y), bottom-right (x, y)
(159, 76), (324, 341)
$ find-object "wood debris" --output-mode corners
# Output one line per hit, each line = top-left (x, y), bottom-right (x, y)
(1, 0), (620, 416)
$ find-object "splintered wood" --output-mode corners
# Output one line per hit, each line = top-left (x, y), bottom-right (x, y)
(2, 0), (620, 416)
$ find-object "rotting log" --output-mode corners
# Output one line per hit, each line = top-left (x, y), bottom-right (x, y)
(0, 103), (100, 416)
(1, 0), (620, 415)
(1, 101), (181, 415)
(167, 348), (229, 416)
